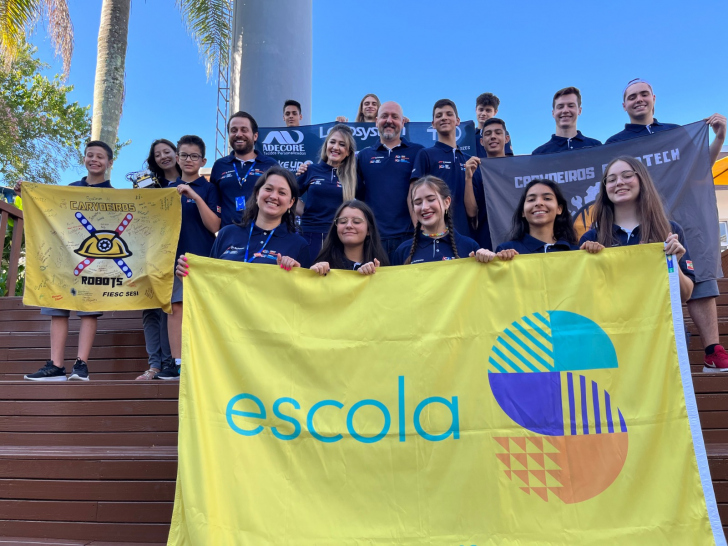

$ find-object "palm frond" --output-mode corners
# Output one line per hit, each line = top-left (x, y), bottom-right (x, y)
(176, 0), (231, 80)
(0, 0), (39, 69)
(41, 0), (73, 79)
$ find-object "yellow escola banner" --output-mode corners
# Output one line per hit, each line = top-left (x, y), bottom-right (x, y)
(22, 183), (181, 312)
(168, 246), (724, 545)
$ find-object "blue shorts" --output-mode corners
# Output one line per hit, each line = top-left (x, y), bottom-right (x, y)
(40, 308), (103, 317)
(688, 279), (720, 301)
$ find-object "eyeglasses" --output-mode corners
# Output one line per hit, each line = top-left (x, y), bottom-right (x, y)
(178, 153), (203, 161)
(334, 217), (365, 226)
(605, 170), (637, 185)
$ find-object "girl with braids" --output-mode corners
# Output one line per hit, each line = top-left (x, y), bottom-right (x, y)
(310, 200), (389, 276)
(579, 156), (694, 302)
(391, 175), (496, 265)
(296, 124), (358, 260)
(176, 166), (310, 277)
(495, 178), (579, 259)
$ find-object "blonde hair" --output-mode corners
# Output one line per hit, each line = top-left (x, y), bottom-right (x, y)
(319, 124), (357, 201)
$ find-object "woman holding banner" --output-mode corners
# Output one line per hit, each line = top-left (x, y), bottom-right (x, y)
(310, 200), (389, 275)
(495, 179), (579, 257)
(579, 156), (694, 301)
(176, 166), (309, 277)
(392, 176), (495, 265)
(296, 124), (358, 260)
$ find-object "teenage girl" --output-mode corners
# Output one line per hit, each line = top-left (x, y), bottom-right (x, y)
(296, 124), (358, 260)
(145, 139), (182, 187)
(579, 155), (694, 301)
(392, 175), (496, 265)
(495, 178), (579, 258)
(177, 166), (310, 277)
(310, 200), (389, 276)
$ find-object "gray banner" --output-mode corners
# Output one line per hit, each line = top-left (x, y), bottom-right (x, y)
(480, 121), (720, 282)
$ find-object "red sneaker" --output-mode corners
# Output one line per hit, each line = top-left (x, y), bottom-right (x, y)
(703, 345), (728, 373)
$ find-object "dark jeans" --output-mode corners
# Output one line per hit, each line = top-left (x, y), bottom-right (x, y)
(142, 308), (172, 370)
(382, 234), (412, 264)
(302, 232), (326, 263)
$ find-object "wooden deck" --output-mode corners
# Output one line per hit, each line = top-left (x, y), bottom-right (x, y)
(0, 279), (728, 542)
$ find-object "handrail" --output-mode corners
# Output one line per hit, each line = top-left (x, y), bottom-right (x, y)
(0, 201), (24, 297)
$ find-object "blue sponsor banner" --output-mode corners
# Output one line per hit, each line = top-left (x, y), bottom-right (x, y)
(257, 121), (476, 171)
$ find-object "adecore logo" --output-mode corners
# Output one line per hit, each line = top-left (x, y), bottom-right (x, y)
(261, 130), (306, 154)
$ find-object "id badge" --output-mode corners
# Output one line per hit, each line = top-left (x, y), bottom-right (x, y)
(235, 196), (246, 211)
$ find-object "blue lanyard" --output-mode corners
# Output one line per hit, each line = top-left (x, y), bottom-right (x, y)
(244, 223), (276, 263)
(233, 161), (255, 188)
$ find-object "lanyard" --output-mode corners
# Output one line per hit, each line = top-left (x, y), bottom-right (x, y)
(233, 161), (255, 188)
(244, 223), (276, 263)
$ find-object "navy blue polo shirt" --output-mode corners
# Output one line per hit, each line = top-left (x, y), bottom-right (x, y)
(391, 230), (480, 265)
(410, 141), (485, 238)
(605, 118), (680, 144)
(297, 162), (345, 234)
(70, 177), (112, 188)
(496, 234), (578, 254)
(211, 222), (310, 268)
(168, 177), (221, 260)
(475, 128), (514, 157)
(356, 138), (424, 239)
(532, 131), (602, 155)
(579, 221), (695, 283)
(210, 151), (279, 227)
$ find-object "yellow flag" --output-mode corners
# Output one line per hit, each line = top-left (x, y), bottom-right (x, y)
(22, 183), (181, 312)
(169, 245), (723, 545)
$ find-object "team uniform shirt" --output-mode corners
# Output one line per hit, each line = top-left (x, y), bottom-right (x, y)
(531, 131), (603, 155)
(475, 128), (514, 157)
(70, 177), (113, 188)
(297, 162), (346, 233)
(357, 139), (424, 239)
(391, 230), (480, 266)
(210, 151), (279, 227)
(168, 177), (221, 260)
(605, 119), (680, 144)
(496, 233), (578, 254)
(579, 221), (695, 283)
(410, 142), (485, 239)
(211, 222), (310, 268)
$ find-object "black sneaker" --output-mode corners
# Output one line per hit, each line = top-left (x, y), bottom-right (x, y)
(68, 359), (90, 381)
(154, 364), (180, 380)
(24, 361), (67, 381)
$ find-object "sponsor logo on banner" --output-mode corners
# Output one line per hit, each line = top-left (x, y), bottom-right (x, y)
(262, 130), (306, 154)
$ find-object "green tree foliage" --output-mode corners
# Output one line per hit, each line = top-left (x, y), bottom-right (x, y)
(0, 43), (90, 185)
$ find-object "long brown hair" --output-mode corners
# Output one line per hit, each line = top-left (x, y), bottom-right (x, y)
(355, 93), (380, 122)
(319, 124), (357, 201)
(239, 166), (298, 233)
(405, 176), (458, 265)
(592, 156), (672, 247)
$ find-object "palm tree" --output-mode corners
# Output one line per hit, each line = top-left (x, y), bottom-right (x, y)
(0, 0), (73, 78)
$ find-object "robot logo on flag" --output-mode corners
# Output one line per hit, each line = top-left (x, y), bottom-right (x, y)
(72, 212), (134, 278)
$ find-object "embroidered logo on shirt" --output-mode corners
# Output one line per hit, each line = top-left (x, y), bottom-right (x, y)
(686, 260), (694, 271)
(395, 155), (411, 163)
(369, 156), (384, 164)
(437, 161), (452, 170)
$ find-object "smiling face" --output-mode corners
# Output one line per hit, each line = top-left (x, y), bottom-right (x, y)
(552, 93), (581, 131)
(433, 105), (460, 136)
(623, 82), (655, 123)
(412, 183), (450, 233)
(336, 206), (368, 247)
(523, 183), (562, 230)
(476, 104), (497, 127)
(283, 105), (302, 127)
(228, 116), (257, 155)
(605, 160), (640, 205)
(176, 143), (206, 177)
(325, 131), (350, 166)
(153, 143), (177, 174)
(480, 122), (509, 157)
(84, 146), (112, 177)
(361, 95), (379, 122)
(256, 174), (295, 221)
(377, 102), (404, 142)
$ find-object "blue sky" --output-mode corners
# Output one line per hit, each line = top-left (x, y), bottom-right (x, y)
(26, 0), (728, 187)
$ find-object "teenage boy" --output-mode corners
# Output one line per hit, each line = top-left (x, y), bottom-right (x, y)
(20, 141), (114, 381)
(411, 99), (483, 240)
(465, 117), (511, 250)
(357, 101), (424, 258)
(283, 100), (303, 127)
(210, 111), (278, 227)
(474, 93), (514, 157)
(532, 87), (602, 154)
(155, 135), (220, 380)
(607, 78), (728, 372)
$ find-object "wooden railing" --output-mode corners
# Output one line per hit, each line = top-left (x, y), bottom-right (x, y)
(0, 201), (23, 297)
